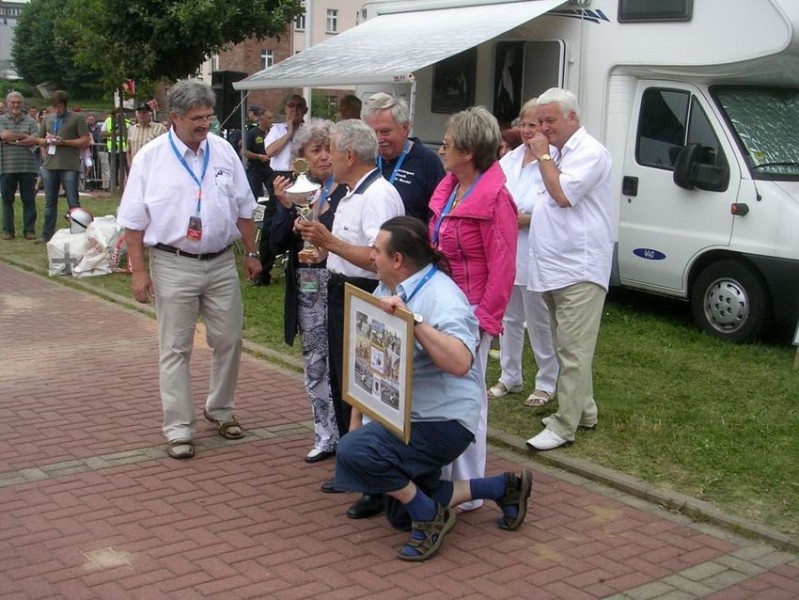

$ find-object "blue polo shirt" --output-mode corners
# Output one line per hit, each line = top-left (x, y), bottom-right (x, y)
(374, 264), (482, 434)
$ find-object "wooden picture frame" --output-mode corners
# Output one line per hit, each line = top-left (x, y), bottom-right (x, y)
(431, 47), (477, 114)
(343, 284), (414, 443)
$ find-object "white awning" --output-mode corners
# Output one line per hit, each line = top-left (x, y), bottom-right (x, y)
(234, 0), (564, 91)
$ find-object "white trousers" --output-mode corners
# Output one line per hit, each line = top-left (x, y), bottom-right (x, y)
(498, 284), (559, 394)
(150, 248), (244, 442)
(441, 330), (491, 510)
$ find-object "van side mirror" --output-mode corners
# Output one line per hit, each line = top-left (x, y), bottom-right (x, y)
(673, 143), (729, 192)
(673, 144), (703, 189)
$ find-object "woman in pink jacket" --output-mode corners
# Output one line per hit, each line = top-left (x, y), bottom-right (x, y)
(429, 106), (518, 511)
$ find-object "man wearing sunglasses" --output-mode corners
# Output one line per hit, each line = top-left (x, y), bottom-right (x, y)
(264, 94), (308, 175)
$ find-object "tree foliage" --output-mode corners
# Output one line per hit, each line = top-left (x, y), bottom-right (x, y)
(12, 0), (103, 94)
(13, 0), (303, 93)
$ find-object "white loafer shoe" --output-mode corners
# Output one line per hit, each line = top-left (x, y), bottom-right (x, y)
(526, 429), (570, 451)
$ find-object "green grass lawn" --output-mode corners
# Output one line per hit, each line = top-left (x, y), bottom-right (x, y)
(2, 193), (798, 535)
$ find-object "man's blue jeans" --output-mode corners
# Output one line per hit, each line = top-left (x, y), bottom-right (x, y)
(41, 169), (80, 241)
(1, 172), (37, 236)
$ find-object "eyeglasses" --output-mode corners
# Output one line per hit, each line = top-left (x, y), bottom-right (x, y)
(440, 141), (453, 151)
(183, 114), (216, 124)
(519, 122), (538, 129)
(286, 102), (305, 109)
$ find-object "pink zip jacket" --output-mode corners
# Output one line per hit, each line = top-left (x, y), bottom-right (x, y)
(429, 161), (518, 336)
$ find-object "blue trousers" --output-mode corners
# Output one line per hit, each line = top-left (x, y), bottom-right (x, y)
(41, 169), (80, 241)
(1, 172), (37, 236)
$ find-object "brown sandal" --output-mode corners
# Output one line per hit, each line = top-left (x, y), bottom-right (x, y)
(168, 439), (194, 459)
(398, 503), (456, 562)
(496, 469), (533, 531)
(203, 409), (244, 439)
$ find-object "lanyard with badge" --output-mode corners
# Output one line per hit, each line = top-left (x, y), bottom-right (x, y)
(47, 112), (68, 156)
(169, 131), (210, 240)
(431, 173), (482, 246)
(377, 140), (410, 183)
(299, 175), (335, 294)
(400, 264), (438, 304)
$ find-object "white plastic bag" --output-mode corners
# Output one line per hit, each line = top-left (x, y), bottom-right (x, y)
(72, 215), (121, 278)
(47, 229), (87, 276)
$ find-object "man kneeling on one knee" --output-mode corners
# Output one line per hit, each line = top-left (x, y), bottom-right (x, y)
(335, 216), (533, 562)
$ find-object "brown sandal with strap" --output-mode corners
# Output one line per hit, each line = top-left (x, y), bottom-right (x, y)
(203, 409), (244, 439)
(398, 503), (456, 562)
(496, 469), (533, 531)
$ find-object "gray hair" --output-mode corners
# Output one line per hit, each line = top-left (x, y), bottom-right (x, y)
(331, 119), (378, 164)
(536, 87), (580, 121)
(291, 118), (333, 159)
(361, 92), (409, 127)
(6, 91), (23, 103)
(168, 80), (215, 115)
(446, 106), (501, 172)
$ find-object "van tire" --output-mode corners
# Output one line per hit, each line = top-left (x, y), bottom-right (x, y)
(691, 260), (770, 343)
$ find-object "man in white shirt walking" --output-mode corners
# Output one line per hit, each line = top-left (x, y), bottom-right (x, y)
(117, 80), (262, 460)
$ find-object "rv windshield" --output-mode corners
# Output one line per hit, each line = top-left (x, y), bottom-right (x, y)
(713, 86), (799, 180)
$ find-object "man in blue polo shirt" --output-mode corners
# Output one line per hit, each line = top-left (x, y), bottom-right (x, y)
(334, 216), (532, 562)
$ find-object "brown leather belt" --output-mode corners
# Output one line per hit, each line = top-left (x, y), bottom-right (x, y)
(154, 243), (231, 260)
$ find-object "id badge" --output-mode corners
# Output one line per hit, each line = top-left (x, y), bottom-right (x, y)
(186, 215), (203, 240)
(298, 269), (319, 294)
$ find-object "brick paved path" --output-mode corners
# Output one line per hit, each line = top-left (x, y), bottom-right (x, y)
(1, 261), (798, 599)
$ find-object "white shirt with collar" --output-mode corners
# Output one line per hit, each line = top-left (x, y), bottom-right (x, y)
(500, 144), (540, 286)
(528, 126), (614, 292)
(327, 168), (405, 279)
(263, 122), (293, 171)
(117, 131), (255, 254)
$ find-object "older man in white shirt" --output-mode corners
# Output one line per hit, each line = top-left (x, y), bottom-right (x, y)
(118, 80), (261, 460)
(524, 87), (614, 451)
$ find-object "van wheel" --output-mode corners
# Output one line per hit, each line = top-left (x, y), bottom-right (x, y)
(691, 260), (770, 343)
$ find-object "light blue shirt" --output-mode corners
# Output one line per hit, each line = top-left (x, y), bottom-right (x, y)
(374, 264), (483, 434)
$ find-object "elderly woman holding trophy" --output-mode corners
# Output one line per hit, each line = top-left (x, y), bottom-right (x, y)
(271, 118), (346, 463)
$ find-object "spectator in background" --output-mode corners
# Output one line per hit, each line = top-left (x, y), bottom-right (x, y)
(101, 107), (130, 188)
(265, 94), (307, 181)
(338, 94), (362, 120)
(429, 106), (517, 511)
(498, 127), (522, 159)
(243, 110), (277, 286)
(127, 102), (167, 168)
(34, 90), (91, 242)
(247, 104), (261, 129)
(0, 91), (40, 240)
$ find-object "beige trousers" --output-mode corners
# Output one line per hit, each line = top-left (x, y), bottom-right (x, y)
(542, 282), (606, 441)
(150, 248), (244, 442)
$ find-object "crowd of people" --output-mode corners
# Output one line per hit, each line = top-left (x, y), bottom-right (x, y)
(11, 78), (612, 562)
(0, 90), (168, 243)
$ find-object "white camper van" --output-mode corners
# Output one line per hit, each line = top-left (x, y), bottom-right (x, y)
(236, 0), (799, 343)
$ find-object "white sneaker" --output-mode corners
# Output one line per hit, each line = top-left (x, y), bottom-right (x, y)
(540, 415), (597, 431)
(526, 429), (570, 451)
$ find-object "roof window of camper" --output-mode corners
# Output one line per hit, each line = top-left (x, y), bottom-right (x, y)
(618, 0), (692, 22)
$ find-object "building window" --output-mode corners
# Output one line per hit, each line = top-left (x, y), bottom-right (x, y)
(326, 9), (339, 33)
(295, 3), (305, 31)
(261, 49), (274, 70)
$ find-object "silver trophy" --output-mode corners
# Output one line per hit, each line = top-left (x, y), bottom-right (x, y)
(285, 158), (322, 262)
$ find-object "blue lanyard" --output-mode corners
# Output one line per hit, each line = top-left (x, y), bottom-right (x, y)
(316, 175), (334, 209)
(432, 173), (483, 246)
(168, 131), (210, 213)
(378, 140), (411, 184)
(401, 265), (438, 304)
(52, 113), (67, 134)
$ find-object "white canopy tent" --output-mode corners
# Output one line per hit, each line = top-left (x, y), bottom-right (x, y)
(233, 0), (564, 91)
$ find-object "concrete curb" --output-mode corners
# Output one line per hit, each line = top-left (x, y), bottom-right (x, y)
(4, 256), (797, 555)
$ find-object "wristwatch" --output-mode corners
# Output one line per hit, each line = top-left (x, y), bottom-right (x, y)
(539, 154), (552, 162)
(246, 251), (260, 259)
(413, 312), (424, 327)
